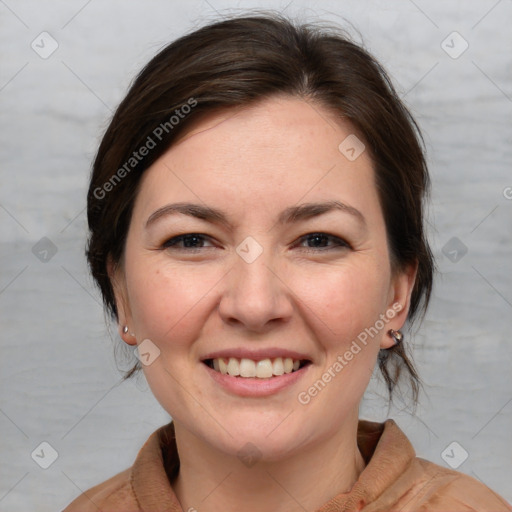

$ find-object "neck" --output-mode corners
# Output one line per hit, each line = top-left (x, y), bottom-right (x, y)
(172, 413), (366, 512)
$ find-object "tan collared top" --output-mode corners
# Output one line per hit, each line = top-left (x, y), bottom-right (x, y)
(64, 419), (510, 511)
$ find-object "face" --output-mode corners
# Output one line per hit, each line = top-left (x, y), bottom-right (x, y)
(112, 96), (415, 459)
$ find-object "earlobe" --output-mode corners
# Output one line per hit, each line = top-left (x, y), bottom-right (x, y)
(120, 325), (137, 346)
(107, 256), (136, 346)
(380, 261), (418, 350)
(387, 328), (404, 346)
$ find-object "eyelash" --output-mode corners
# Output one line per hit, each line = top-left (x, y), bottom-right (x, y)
(162, 232), (351, 253)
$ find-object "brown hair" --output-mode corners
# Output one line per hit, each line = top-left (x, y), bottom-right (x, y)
(86, 13), (434, 402)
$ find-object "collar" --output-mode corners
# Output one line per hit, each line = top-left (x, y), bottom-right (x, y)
(131, 419), (416, 511)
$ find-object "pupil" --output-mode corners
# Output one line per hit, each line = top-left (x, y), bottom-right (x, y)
(310, 234), (326, 247)
(184, 235), (201, 247)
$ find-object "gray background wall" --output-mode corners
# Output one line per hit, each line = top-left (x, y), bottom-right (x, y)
(1, 0), (511, 509)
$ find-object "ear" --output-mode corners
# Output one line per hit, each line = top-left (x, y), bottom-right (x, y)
(380, 260), (418, 349)
(107, 256), (137, 346)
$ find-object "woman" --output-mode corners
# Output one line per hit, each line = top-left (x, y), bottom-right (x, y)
(64, 13), (510, 511)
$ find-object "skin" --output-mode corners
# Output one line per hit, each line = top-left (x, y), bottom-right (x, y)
(111, 96), (417, 512)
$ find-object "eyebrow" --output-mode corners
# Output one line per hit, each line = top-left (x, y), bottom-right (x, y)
(145, 200), (366, 229)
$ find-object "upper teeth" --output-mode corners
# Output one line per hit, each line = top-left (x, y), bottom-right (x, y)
(212, 357), (301, 378)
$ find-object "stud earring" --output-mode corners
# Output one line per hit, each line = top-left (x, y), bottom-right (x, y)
(123, 326), (129, 334)
(388, 329), (403, 346)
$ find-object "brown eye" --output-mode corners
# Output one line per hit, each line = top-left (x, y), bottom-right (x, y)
(162, 233), (214, 250)
(297, 233), (351, 251)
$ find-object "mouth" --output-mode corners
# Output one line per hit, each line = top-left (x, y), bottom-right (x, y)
(203, 357), (312, 379)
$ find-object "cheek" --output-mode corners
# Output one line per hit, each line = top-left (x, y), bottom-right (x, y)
(295, 260), (390, 348)
(125, 259), (220, 354)
(294, 264), (390, 413)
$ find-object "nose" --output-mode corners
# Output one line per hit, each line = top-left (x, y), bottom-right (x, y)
(218, 248), (294, 333)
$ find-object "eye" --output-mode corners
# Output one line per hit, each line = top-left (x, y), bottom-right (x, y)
(162, 233), (215, 251)
(161, 232), (350, 253)
(296, 232), (351, 252)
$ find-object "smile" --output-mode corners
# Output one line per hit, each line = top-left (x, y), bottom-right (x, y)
(204, 357), (311, 379)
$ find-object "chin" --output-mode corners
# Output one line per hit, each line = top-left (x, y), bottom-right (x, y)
(213, 411), (311, 461)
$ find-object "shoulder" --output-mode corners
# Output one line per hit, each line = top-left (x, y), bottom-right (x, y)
(62, 467), (140, 512)
(405, 457), (511, 511)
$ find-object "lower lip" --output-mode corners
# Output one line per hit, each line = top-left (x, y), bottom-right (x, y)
(203, 362), (311, 397)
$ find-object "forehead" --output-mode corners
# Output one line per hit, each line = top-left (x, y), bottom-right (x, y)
(135, 96), (379, 219)
(174, 95), (364, 165)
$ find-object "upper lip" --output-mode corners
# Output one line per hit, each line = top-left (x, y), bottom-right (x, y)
(201, 348), (312, 362)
